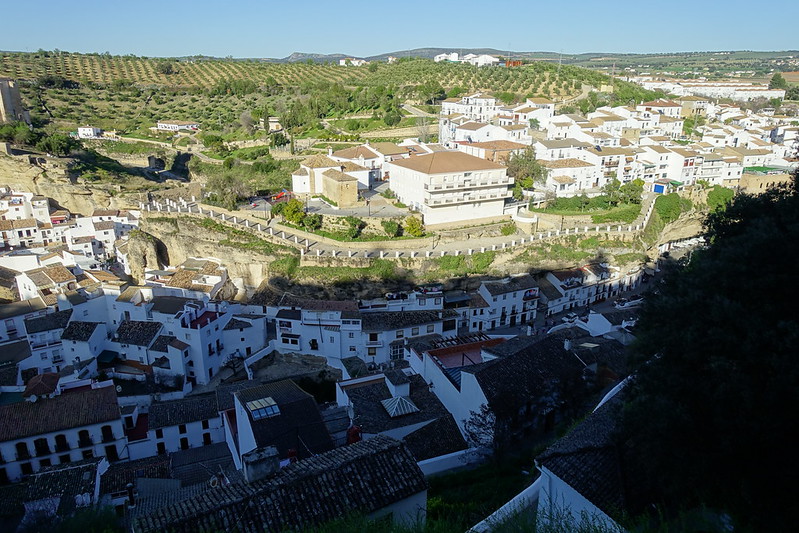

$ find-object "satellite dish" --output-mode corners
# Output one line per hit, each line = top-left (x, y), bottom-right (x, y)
(30, 394), (38, 403)
(209, 477), (219, 488)
(116, 385), (123, 393)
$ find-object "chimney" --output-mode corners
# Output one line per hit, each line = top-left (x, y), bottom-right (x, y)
(242, 446), (280, 483)
(564, 338), (572, 351)
(328, 147), (333, 156)
(340, 165), (345, 173)
(126, 482), (136, 508)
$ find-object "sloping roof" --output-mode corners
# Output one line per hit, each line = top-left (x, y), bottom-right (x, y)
(27, 459), (103, 515)
(61, 321), (101, 342)
(150, 296), (200, 315)
(24, 309), (73, 334)
(100, 455), (171, 495)
(381, 396), (420, 417)
(302, 154), (339, 168)
(23, 372), (60, 397)
(481, 274), (537, 296)
(344, 374), (466, 460)
(234, 380), (334, 459)
(464, 140), (528, 150)
(332, 145), (379, 160)
(322, 169), (358, 182)
(114, 320), (162, 347)
(0, 386), (120, 442)
(388, 151), (505, 174)
(361, 309), (457, 331)
(536, 392), (648, 521)
(149, 394), (219, 430)
(133, 435), (428, 533)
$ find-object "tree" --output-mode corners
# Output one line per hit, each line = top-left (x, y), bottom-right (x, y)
(383, 109), (401, 126)
(769, 71), (788, 90)
(282, 198), (305, 224)
(601, 177), (622, 206)
(505, 146), (548, 195)
(36, 133), (79, 157)
(622, 173), (799, 531)
(155, 61), (176, 75)
(529, 118), (540, 130)
(619, 178), (644, 205)
(404, 216), (424, 237)
(381, 219), (400, 237)
(206, 173), (253, 210)
(302, 213), (322, 230)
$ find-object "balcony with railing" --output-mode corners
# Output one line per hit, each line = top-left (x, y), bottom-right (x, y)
(78, 436), (94, 448)
(427, 190), (513, 207)
(424, 177), (514, 192)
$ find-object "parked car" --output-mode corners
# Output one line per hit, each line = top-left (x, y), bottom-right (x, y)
(614, 295), (643, 309)
(562, 312), (579, 323)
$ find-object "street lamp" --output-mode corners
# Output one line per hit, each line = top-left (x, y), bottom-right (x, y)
(367, 198), (371, 216)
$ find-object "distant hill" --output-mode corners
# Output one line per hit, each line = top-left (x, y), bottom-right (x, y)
(283, 52), (350, 63)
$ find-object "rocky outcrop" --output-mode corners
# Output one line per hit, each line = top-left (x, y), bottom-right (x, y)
(0, 153), (142, 215)
(135, 216), (287, 296)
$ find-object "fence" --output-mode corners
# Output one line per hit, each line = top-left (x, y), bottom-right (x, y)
(140, 194), (659, 261)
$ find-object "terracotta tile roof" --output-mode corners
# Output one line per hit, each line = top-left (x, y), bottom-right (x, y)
(24, 309), (73, 334)
(114, 320), (162, 347)
(332, 145), (379, 160)
(388, 151), (505, 174)
(61, 321), (101, 342)
(457, 121), (490, 131)
(149, 394), (219, 430)
(0, 385), (120, 442)
(322, 169), (358, 182)
(133, 435), (427, 533)
(301, 154), (339, 168)
(23, 372), (60, 397)
(540, 158), (595, 169)
(464, 140), (528, 150)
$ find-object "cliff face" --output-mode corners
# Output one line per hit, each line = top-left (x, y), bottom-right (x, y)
(0, 153), (143, 215)
(134, 217), (283, 296)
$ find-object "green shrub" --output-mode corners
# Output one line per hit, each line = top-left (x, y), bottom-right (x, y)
(501, 222), (516, 236)
(381, 219), (400, 237)
(404, 216), (424, 237)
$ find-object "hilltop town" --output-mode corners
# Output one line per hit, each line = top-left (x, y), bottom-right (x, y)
(0, 43), (798, 533)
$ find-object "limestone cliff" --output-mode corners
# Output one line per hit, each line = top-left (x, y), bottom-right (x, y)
(0, 153), (141, 214)
(134, 216), (288, 296)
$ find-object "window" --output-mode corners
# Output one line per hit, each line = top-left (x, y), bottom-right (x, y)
(203, 433), (212, 446)
(179, 425), (187, 434)
(156, 442), (166, 455)
(369, 333), (378, 342)
(349, 346), (356, 352)
(390, 344), (404, 360)
(427, 325), (434, 333)
(396, 330), (404, 339)
(202, 420), (210, 430)
(348, 332), (355, 338)
(20, 462), (33, 476)
(155, 429), (163, 439)
(329, 336), (335, 343)
(39, 458), (52, 468)
(411, 327), (419, 336)
(179, 438), (189, 450)
(368, 347), (377, 356)
(435, 298), (442, 305)
(82, 450), (94, 460)
(59, 454), (70, 465)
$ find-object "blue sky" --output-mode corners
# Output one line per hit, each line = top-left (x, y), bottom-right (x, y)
(2, 0), (797, 58)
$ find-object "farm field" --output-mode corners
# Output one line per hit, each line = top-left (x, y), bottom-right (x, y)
(0, 52), (609, 98)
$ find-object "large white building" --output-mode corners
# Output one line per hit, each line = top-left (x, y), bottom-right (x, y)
(385, 151), (513, 226)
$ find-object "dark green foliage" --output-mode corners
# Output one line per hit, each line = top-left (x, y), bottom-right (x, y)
(706, 185), (734, 212)
(381, 219), (400, 237)
(209, 78), (259, 96)
(0, 121), (38, 145)
(36, 133), (80, 156)
(623, 174), (799, 531)
(654, 193), (693, 223)
(505, 146), (548, 198)
(302, 213), (322, 230)
(343, 215), (365, 238)
(769, 71), (788, 90)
